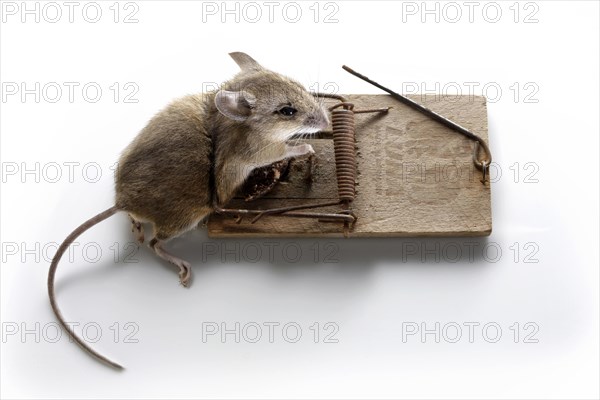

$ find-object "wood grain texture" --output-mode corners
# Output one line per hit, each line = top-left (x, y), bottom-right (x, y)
(208, 94), (491, 238)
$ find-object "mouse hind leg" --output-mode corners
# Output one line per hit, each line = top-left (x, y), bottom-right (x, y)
(149, 236), (192, 287)
(147, 208), (212, 287)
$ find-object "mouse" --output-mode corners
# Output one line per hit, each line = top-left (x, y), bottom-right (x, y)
(48, 52), (330, 369)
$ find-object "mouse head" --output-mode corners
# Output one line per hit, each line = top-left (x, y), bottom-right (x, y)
(215, 52), (329, 141)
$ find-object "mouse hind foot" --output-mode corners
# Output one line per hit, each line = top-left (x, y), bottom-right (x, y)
(149, 237), (191, 287)
(129, 214), (145, 244)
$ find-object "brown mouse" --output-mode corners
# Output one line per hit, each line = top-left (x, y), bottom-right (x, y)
(48, 52), (330, 369)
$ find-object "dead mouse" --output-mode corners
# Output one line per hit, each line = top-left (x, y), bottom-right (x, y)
(48, 52), (330, 369)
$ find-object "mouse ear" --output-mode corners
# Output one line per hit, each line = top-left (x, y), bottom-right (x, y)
(215, 90), (257, 122)
(229, 52), (263, 72)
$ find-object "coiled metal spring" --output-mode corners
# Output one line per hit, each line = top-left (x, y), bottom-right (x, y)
(330, 102), (357, 203)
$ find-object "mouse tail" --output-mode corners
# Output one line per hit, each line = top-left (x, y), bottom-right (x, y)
(48, 205), (124, 370)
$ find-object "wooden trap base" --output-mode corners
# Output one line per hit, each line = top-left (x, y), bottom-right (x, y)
(208, 94), (491, 238)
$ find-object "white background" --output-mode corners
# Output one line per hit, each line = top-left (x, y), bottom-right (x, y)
(1, 1), (599, 399)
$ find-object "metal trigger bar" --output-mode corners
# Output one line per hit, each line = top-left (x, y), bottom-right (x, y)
(342, 65), (493, 185)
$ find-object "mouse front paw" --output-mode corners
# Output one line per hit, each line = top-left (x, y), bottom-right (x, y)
(285, 143), (314, 158)
(304, 144), (315, 154)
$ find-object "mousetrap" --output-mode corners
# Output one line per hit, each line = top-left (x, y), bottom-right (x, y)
(209, 69), (492, 237)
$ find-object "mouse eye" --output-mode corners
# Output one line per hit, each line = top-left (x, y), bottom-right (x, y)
(278, 106), (297, 116)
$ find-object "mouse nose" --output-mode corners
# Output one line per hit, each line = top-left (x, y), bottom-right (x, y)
(309, 104), (329, 126)
(307, 110), (329, 130)
(318, 108), (330, 129)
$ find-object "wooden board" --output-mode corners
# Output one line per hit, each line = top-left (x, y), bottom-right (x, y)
(208, 94), (491, 237)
